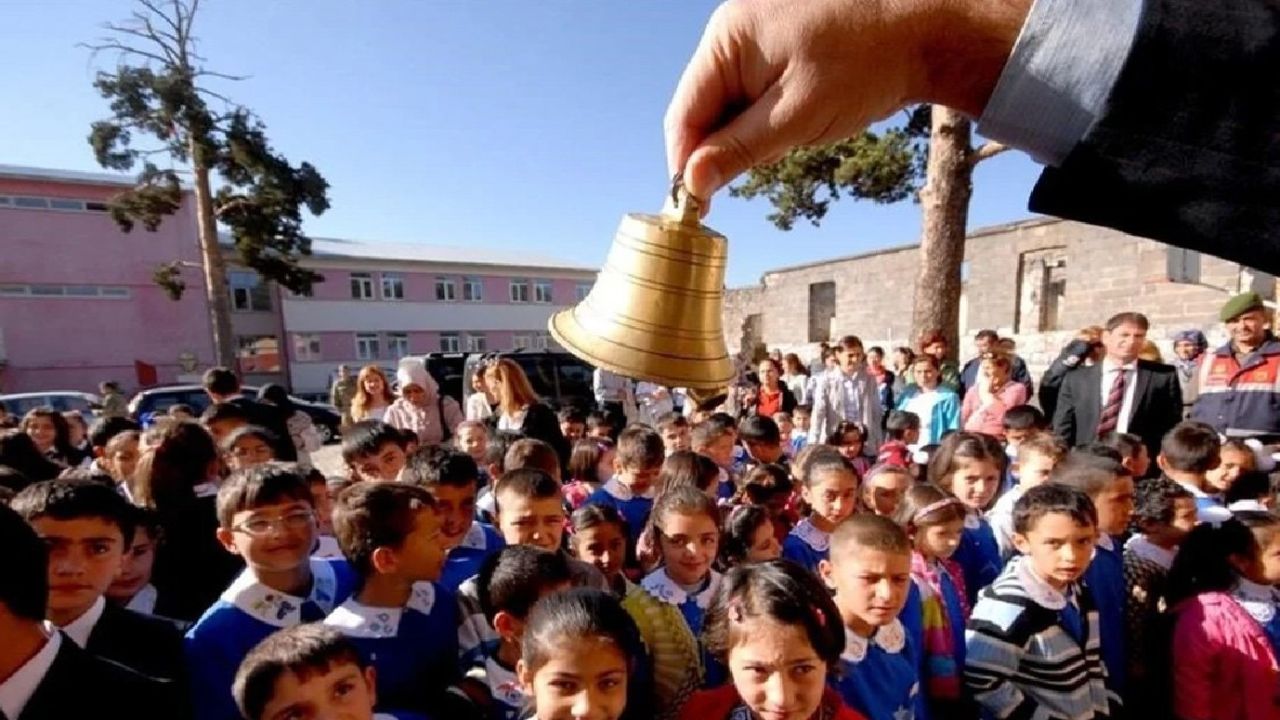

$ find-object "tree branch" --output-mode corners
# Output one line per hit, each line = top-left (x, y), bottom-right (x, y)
(138, 0), (182, 40)
(80, 40), (170, 66)
(100, 22), (180, 63)
(214, 197), (255, 218)
(193, 69), (249, 82)
(968, 141), (1011, 167)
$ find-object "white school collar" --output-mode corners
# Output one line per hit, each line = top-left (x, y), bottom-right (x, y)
(1095, 533), (1116, 553)
(324, 582), (438, 638)
(221, 557), (338, 627)
(0, 624), (60, 720)
(458, 522), (490, 551)
(963, 510), (982, 530)
(1123, 535), (1176, 571)
(125, 584), (159, 615)
(1230, 499), (1270, 513)
(602, 477), (654, 502)
(841, 618), (906, 663)
(59, 596), (106, 648)
(1175, 480), (1211, 499)
(792, 518), (830, 552)
(193, 481), (219, 498)
(1013, 556), (1073, 611)
(1233, 577), (1280, 625)
(641, 567), (722, 609)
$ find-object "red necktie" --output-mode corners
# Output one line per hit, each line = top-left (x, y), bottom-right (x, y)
(1097, 368), (1128, 437)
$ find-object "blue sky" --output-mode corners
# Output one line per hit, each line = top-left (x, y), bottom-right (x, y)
(0, 0), (1044, 287)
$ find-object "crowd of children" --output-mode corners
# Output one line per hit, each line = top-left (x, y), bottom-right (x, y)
(4, 349), (1280, 720)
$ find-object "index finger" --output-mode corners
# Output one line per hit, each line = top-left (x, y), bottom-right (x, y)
(663, 8), (742, 179)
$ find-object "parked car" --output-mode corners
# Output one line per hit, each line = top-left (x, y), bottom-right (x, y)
(460, 350), (596, 411)
(423, 352), (470, 404)
(127, 384), (343, 443)
(0, 391), (102, 418)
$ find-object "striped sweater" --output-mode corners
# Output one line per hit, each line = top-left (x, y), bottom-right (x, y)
(964, 557), (1120, 720)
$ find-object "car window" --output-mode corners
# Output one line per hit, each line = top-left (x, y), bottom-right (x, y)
(515, 356), (558, 402)
(555, 360), (595, 408)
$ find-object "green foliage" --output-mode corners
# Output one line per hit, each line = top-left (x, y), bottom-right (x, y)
(730, 106), (931, 230)
(152, 261), (186, 301)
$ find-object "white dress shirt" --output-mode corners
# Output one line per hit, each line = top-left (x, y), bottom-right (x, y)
(1099, 359), (1139, 433)
(0, 624), (61, 720)
(58, 596), (105, 648)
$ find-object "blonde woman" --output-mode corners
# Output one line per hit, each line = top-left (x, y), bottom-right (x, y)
(349, 364), (395, 422)
(485, 358), (568, 467)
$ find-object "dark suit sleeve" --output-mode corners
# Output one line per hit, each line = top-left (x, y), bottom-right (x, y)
(1029, 0), (1280, 274)
(1052, 371), (1079, 446)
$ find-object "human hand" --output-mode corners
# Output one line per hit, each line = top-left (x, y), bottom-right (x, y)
(665, 0), (1031, 200)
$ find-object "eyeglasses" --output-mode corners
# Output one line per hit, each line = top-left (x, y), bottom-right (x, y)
(233, 510), (316, 537)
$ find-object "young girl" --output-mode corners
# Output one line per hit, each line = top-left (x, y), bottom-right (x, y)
(102, 429), (141, 495)
(717, 505), (781, 570)
(350, 364), (396, 423)
(826, 421), (873, 475)
(563, 438), (615, 510)
(222, 425), (280, 472)
(1207, 438), (1258, 500)
(681, 560), (863, 720)
(518, 587), (650, 720)
(62, 410), (91, 461)
(894, 356), (961, 446)
(621, 486), (723, 720)
(106, 506), (162, 613)
(929, 432), (1002, 605)
(894, 485), (970, 718)
(655, 450), (721, 500)
(782, 448), (858, 575)
(860, 463), (913, 517)
(1167, 511), (1280, 720)
(572, 504), (631, 597)
(21, 407), (80, 466)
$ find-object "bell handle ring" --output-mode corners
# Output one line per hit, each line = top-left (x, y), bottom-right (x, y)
(662, 172), (703, 227)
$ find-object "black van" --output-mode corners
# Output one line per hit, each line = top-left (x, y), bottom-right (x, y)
(459, 350), (596, 411)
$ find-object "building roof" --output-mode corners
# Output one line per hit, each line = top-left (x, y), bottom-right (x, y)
(221, 233), (596, 273)
(0, 164), (143, 188)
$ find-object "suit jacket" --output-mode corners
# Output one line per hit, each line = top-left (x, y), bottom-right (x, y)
(1029, 0), (1280, 274)
(808, 367), (884, 450)
(87, 601), (186, 683)
(20, 635), (182, 720)
(1051, 360), (1182, 463)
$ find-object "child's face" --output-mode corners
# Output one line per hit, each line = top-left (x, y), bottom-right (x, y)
(352, 442), (407, 483)
(230, 435), (276, 471)
(801, 469), (858, 530)
(861, 471), (910, 517)
(588, 425), (612, 441)
(1004, 428), (1034, 449)
(912, 363), (939, 390)
(836, 432), (864, 459)
(1129, 445), (1152, 480)
(774, 417), (794, 438)
(219, 500), (318, 576)
(656, 511), (719, 586)
(903, 426), (921, 445)
(1017, 451), (1057, 488)
(725, 616), (828, 720)
(207, 418), (247, 447)
(661, 424), (692, 454)
(916, 519), (964, 560)
(25, 417), (57, 452)
(615, 462), (661, 495)
(66, 419), (86, 447)
(430, 482), (477, 550)
(793, 412), (810, 432)
(821, 546), (912, 632)
(947, 458), (1000, 511)
(560, 421), (586, 443)
(746, 520), (782, 563)
(1146, 496), (1199, 548)
(518, 636), (629, 720)
(573, 522), (627, 581)
(496, 492), (566, 552)
(743, 439), (783, 465)
(1092, 476), (1136, 536)
(309, 482), (335, 535)
(260, 662), (378, 720)
(108, 529), (157, 603)
(456, 426), (488, 460)
(392, 509), (447, 583)
(1206, 447), (1253, 495)
(1013, 512), (1096, 591)
(106, 437), (140, 484)
(1239, 531), (1280, 586)
(32, 516), (125, 622)
(699, 434), (736, 469)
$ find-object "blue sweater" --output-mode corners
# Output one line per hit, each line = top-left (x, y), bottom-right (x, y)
(952, 515), (1002, 606)
(586, 478), (654, 548)
(440, 522), (504, 592)
(831, 619), (926, 720)
(1084, 537), (1127, 695)
(781, 518), (830, 576)
(185, 558), (356, 720)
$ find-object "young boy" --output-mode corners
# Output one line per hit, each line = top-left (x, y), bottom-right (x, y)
(85, 416), (141, 483)
(1000, 404), (1048, 450)
(342, 420), (410, 483)
(966, 484), (1119, 719)
(819, 514), (922, 720)
(586, 425), (664, 548)
(772, 411), (794, 450)
(233, 624), (380, 720)
(791, 404), (813, 455)
(306, 470), (342, 558)
(105, 505), (162, 614)
(504, 437), (562, 480)
(202, 402), (252, 448)
(402, 445), (504, 591)
(186, 465), (357, 720)
(1123, 477), (1196, 701)
(1101, 431), (1152, 481)
(692, 418), (738, 502)
(460, 545), (573, 719)
(1052, 450), (1135, 697)
(657, 411), (692, 455)
(585, 411), (614, 441)
(877, 409), (920, 467)
(475, 430), (522, 524)
(324, 481), (459, 718)
(1156, 420), (1223, 513)
(455, 420), (490, 467)
(738, 415), (787, 469)
(557, 407), (587, 444)
(11, 480), (185, 683)
(990, 433), (1068, 559)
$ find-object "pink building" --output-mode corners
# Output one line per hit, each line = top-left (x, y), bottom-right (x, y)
(0, 165), (215, 394)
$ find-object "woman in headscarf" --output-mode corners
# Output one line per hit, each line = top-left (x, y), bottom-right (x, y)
(1172, 329), (1209, 415)
(383, 359), (465, 445)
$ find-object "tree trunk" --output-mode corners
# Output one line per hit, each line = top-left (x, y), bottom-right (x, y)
(192, 151), (235, 371)
(912, 106), (974, 358)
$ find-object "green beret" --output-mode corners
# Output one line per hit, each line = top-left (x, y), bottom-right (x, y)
(1221, 291), (1265, 322)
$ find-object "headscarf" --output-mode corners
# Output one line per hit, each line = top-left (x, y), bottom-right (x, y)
(1172, 329), (1208, 383)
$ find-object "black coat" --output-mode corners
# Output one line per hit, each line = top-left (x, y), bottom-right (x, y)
(19, 635), (184, 720)
(1051, 360), (1183, 467)
(1038, 339), (1096, 421)
(86, 601), (186, 683)
(226, 397), (297, 462)
(519, 402), (571, 475)
(151, 495), (244, 622)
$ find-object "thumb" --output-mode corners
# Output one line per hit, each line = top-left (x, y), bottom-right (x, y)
(680, 82), (797, 201)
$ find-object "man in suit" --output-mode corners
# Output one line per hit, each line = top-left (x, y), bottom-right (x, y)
(0, 504), (178, 720)
(1052, 312), (1183, 470)
(203, 367), (297, 462)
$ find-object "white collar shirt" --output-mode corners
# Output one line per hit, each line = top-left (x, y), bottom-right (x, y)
(1099, 359), (1139, 433)
(0, 624), (61, 720)
(59, 596), (105, 648)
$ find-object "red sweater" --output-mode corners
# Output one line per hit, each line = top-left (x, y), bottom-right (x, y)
(679, 685), (867, 720)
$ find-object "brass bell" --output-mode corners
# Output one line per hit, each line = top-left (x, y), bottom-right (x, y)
(548, 178), (734, 391)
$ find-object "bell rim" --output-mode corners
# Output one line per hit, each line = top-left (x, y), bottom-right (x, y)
(548, 310), (734, 391)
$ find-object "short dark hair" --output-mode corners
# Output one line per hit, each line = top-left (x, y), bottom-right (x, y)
(836, 335), (864, 351)
(974, 329), (1000, 342)
(11, 479), (136, 545)
(1001, 405), (1047, 432)
(615, 426), (664, 470)
(885, 410), (920, 439)
(332, 481), (435, 581)
(202, 367), (242, 396)
(556, 407), (586, 425)
(792, 404), (812, 418)
(504, 438), (560, 478)
(738, 416), (781, 446)
(202, 402), (250, 426)
(1133, 476), (1194, 527)
(1105, 312), (1150, 332)
(585, 412), (612, 432)
(1013, 483), (1098, 534)
(1160, 421), (1221, 473)
(1100, 432), (1145, 461)
(216, 464), (313, 528)
(704, 413), (738, 434)
(691, 420), (734, 450)
(717, 504), (773, 568)
(704, 560), (845, 667)
(0, 504), (48, 621)
(493, 468), (561, 511)
(484, 430), (522, 473)
(477, 545), (572, 622)
(1052, 449), (1129, 497)
(401, 446), (480, 490)
(222, 425), (281, 456)
(340, 421), (404, 465)
(739, 464), (793, 506)
(87, 416), (140, 451)
(830, 513), (911, 557)
(656, 413), (689, 432)
(233, 624), (366, 720)
(1224, 471), (1276, 506)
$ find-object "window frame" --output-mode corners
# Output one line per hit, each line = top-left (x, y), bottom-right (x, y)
(380, 273), (405, 301)
(439, 332), (461, 353)
(355, 332), (380, 360)
(293, 333), (322, 362)
(350, 272), (375, 301)
(386, 332), (410, 359)
(435, 276), (458, 302)
(509, 278), (530, 303)
(463, 276), (484, 302)
(533, 279), (554, 304)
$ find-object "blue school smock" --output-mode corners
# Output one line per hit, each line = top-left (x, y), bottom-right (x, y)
(586, 478), (654, 548)
(641, 567), (728, 688)
(782, 518), (830, 576)
(185, 557), (356, 720)
(1084, 535), (1127, 694)
(1234, 578), (1280, 661)
(440, 522), (504, 591)
(952, 513), (1001, 605)
(716, 466), (737, 503)
(831, 618), (926, 720)
(463, 638), (525, 720)
(899, 563), (966, 712)
(324, 582), (459, 719)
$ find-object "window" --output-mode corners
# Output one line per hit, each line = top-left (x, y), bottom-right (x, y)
(463, 277), (484, 302)
(1167, 248), (1202, 284)
(807, 281), (836, 343)
(509, 278), (530, 303)
(1015, 249), (1068, 333)
(29, 285), (65, 297)
(293, 334), (321, 362)
(236, 335), (281, 373)
(533, 332), (551, 350)
(229, 271), (272, 312)
(13, 197), (48, 209)
(350, 272), (374, 300)
(355, 333), (380, 360)
(439, 332), (461, 353)
(386, 332), (410, 359)
(435, 277), (457, 302)
(0, 284), (130, 299)
(465, 333), (487, 352)
(534, 279), (554, 304)
(512, 334), (532, 350)
(575, 283), (592, 302)
(0, 195), (108, 213)
(381, 273), (405, 300)
(49, 198), (84, 211)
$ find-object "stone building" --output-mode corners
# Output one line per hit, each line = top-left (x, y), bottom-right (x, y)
(723, 217), (1275, 381)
